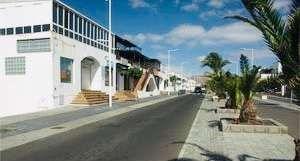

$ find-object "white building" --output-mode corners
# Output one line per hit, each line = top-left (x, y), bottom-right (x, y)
(0, 0), (117, 117)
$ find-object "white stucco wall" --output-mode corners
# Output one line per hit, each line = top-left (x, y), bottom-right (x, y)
(52, 33), (116, 106)
(0, 1), (54, 117)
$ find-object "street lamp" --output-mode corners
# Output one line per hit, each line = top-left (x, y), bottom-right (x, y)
(104, 0), (112, 107)
(167, 49), (180, 95)
(240, 48), (254, 67)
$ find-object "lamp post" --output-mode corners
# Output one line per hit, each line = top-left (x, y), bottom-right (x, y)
(167, 49), (180, 95)
(103, 0), (112, 107)
(241, 48), (254, 67)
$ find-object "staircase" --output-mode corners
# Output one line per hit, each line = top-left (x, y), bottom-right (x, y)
(71, 90), (117, 106)
(134, 70), (150, 92)
(114, 91), (137, 101)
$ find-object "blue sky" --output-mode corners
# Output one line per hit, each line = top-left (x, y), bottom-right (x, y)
(61, 0), (291, 75)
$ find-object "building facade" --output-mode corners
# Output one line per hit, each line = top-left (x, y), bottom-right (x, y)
(0, 0), (117, 117)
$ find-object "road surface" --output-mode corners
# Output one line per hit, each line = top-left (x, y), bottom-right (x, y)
(256, 101), (300, 140)
(1, 94), (203, 161)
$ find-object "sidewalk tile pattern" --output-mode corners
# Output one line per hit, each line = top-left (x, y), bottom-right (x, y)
(179, 97), (295, 161)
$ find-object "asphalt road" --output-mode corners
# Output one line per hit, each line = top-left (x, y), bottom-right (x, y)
(1, 94), (203, 161)
(256, 101), (300, 140)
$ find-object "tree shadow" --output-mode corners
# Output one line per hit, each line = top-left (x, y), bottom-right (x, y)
(172, 141), (232, 161)
(171, 141), (293, 161)
(208, 120), (221, 131)
(200, 108), (217, 113)
(167, 158), (198, 161)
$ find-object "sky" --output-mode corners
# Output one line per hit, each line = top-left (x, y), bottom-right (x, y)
(60, 0), (292, 76)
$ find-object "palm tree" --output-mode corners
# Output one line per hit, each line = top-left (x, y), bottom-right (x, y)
(226, 0), (300, 97)
(201, 52), (230, 75)
(239, 55), (261, 122)
(202, 52), (230, 98)
(224, 73), (242, 109)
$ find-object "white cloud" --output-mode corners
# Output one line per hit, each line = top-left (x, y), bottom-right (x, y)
(199, 9), (244, 20)
(203, 22), (261, 44)
(208, 0), (223, 8)
(129, 0), (151, 8)
(197, 55), (206, 62)
(199, 10), (218, 19)
(124, 22), (261, 47)
(181, 3), (199, 12)
(228, 48), (277, 61)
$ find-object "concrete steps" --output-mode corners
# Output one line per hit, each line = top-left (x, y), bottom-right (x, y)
(114, 91), (137, 101)
(71, 90), (117, 106)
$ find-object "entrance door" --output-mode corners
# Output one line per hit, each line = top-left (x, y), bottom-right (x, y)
(81, 63), (92, 90)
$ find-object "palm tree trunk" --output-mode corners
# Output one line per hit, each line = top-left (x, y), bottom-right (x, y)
(239, 99), (257, 122)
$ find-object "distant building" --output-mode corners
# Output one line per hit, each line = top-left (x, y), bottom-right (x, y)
(190, 75), (209, 87)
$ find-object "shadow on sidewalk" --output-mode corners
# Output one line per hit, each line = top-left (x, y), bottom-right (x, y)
(171, 141), (293, 161)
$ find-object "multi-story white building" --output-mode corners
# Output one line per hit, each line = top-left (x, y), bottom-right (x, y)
(0, 0), (117, 117)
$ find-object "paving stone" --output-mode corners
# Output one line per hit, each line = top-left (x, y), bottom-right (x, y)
(178, 95), (295, 161)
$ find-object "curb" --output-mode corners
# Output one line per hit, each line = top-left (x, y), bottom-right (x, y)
(0, 94), (187, 151)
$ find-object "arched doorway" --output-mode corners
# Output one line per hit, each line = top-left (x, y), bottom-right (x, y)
(81, 57), (100, 90)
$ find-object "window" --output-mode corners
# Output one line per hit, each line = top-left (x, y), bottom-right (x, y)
(16, 27), (23, 34)
(60, 57), (73, 83)
(105, 66), (113, 86)
(83, 19), (86, 36)
(97, 27), (100, 40)
(79, 17), (82, 34)
(0, 28), (5, 35)
(53, 25), (58, 32)
(94, 26), (97, 40)
(91, 24), (94, 40)
(7, 28), (14, 35)
(69, 32), (73, 38)
(58, 5), (63, 26)
(33, 25), (42, 32)
(59, 27), (63, 35)
(64, 9), (68, 28)
(64, 29), (69, 36)
(5, 57), (25, 75)
(75, 14), (78, 32)
(100, 29), (103, 39)
(53, 2), (57, 23)
(42, 24), (50, 31)
(17, 38), (51, 53)
(24, 26), (31, 33)
(69, 11), (73, 30)
(87, 22), (90, 38)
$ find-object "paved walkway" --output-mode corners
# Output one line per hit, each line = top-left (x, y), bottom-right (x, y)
(0, 95), (169, 139)
(178, 96), (295, 161)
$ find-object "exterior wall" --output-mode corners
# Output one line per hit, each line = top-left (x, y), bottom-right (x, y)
(52, 33), (116, 106)
(0, 0), (54, 117)
(0, 0), (117, 117)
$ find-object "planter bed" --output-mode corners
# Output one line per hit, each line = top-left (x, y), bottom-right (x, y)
(216, 108), (240, 119)
(221, 118), (288, 134)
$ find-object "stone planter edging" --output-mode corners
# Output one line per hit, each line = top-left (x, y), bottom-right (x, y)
(221, 118), (288, 134)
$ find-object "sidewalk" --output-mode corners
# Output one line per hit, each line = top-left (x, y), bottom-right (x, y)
(178, 96), (295, 161)
(0, 94), (182, 151)
(255, 96), (300, 112)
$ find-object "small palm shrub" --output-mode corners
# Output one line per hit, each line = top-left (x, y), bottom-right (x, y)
(239, 55), (261, 122)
